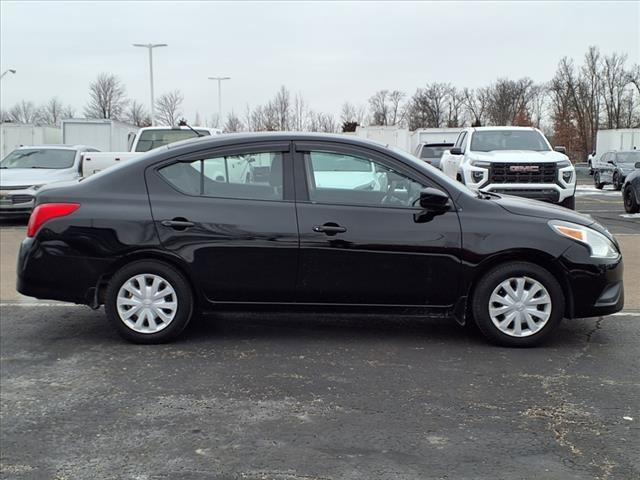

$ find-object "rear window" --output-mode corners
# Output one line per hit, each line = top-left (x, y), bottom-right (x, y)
(470, 130), (550, 152)
(420, 146), (450, 159)
(0, 149), (76, 169)
(135, 129), (211, 152)
(159, 152), (284, 201)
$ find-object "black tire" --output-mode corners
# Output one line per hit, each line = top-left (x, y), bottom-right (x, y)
(624, 185), (640, 213)
(559, 195), (576, 210)
(105, 260), (194, 344)
(594, 172), (604, 190)
(613, 172), (622, 191)
(471, 262), (565, 347)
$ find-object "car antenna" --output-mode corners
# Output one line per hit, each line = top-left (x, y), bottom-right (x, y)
(178, 118), (203, 137)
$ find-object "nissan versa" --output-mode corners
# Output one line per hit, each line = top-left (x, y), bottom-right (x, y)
(16, 133), (624, 347)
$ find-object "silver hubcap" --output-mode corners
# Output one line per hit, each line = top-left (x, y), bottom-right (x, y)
(489, 276), (552, 337)
(116, 274), (177, 334)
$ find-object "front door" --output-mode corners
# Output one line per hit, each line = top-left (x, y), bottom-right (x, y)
(145, 142), (299, 303)
(293, 142), (462, 307)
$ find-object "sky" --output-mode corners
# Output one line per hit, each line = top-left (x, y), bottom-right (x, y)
(1, 0), (639, 125)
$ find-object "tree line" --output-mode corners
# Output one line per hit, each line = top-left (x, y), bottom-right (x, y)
(2, 46), (638, 160)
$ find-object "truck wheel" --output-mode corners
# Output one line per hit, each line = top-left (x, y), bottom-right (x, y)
(624, 185), (639, 213)
(560, 195), (575, 210)
(105, 260), (194, 344)
(613, 173), (622, 191)
(594, 172), (604, 190)
(471, 262), (564, 347)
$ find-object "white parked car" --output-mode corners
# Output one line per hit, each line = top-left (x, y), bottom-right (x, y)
(440, 127), (576, 209)
(0, 145), (99, 216)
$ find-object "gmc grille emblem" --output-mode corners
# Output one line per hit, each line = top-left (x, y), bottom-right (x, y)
(510, 165), (539, 173)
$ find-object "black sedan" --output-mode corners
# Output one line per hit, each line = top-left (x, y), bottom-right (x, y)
(17, 133), (624, 347)
(622, 160), (640, 213)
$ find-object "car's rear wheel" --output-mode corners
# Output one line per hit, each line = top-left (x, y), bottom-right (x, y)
(624, 185), (639, 213)
(594, 172), (604, 189)
(613, 172), (623, 191)
(105, 260), (193, 343)
(471, 262), (564, 347)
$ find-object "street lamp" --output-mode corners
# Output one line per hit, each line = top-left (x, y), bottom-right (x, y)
(133, 44), (167, 126)
(208, 76), (231, 127)
(0, 69), (16, 80)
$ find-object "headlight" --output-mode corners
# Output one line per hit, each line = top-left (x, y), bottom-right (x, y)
(548, 220), (619, 259)
(557, 160), (571, 168)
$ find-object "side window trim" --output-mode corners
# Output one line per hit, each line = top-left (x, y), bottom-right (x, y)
(153, 142), (293, 202)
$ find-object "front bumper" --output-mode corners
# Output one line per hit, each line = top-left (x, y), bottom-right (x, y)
(0, 190), (35, 215)
(560, 243), (624, 318)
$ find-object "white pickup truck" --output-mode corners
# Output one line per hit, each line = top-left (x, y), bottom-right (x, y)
(440, 126), (576, 209)
(81, 126), (221, 175)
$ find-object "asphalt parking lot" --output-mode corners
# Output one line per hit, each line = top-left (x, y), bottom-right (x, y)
(1, 181), (639, 479)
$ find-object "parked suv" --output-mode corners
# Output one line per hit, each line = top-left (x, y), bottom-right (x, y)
(17, 133), (623, 347)
(440, 127), (576, 209)
(593, 150), (640, 191)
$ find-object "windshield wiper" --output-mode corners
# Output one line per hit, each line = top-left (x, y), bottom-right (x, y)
(178, 120), (204, 137)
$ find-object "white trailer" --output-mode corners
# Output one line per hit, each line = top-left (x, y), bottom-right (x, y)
(0, 124), (61, 158)
(594, 129), (640, 162)
(411, 128), (463, 152)
(354, 126), (412, 152)
(61, 119), (139, 152)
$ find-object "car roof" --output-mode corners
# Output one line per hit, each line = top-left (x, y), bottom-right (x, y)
(164, 131), (391, 152)
(469, 126), (538, 132)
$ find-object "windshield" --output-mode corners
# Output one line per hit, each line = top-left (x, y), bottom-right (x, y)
(135, 129), (211, 152)
(0, 149), (76, 169)
(616, 152), (640, 165)
(420, 146), (451, 159)
(470, 130), (550, 152)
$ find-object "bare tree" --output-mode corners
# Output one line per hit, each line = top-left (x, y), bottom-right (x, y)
(274, 86), (291, 130)
(602, 52), (630, 129)
(340, 101), (367, 126)
(39, 97), (63, 125)
(446, 87), (465, 127)
(369, 90), (405, 126)
(125, 100), (151, 127)
(224, 111), (244, 132)
(8, 100), (41, 124)
(308, 111), (337, 133)
(407, 83), (450, 129)
(292, 93), (310, 131)
(462, 87), (489, 126)
(155, 90), (184, 126)
(84, 73), (128, 120)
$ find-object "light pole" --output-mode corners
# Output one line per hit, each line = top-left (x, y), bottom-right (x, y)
(208, 76), (230, 127)
(0, 69), (16, 80)
(133, 44), (167, 126)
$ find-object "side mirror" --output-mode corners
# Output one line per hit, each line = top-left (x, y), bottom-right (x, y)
(554, 146), (567, 154)
(419, 187), (450, 210)
(607, 160), (615, 165)
(450, 147), (463, 156)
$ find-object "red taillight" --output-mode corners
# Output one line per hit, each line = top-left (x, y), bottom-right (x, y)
(27, 203), (80, 238)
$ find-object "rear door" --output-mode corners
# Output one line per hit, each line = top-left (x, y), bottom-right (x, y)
(145, 141), (299, 303)
(293, 141), (462, 307)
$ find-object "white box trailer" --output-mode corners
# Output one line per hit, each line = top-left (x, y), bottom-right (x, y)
(354, 126), (411, 152)
(594, 129), (640, 160)
(61, 119), (139, 152)
(0, 124), (61, 158)
(410, 128), (463, 153)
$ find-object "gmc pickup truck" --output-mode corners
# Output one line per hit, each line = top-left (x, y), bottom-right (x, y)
(440, 127), (576, 209)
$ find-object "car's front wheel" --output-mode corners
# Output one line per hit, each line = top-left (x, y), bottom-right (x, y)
(105, 260), (194, 343)
(624, 185), (639, 213)
(613, 172), (623, 191)
(594, 172), (604, 189)
(471, 262), (564, 347)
